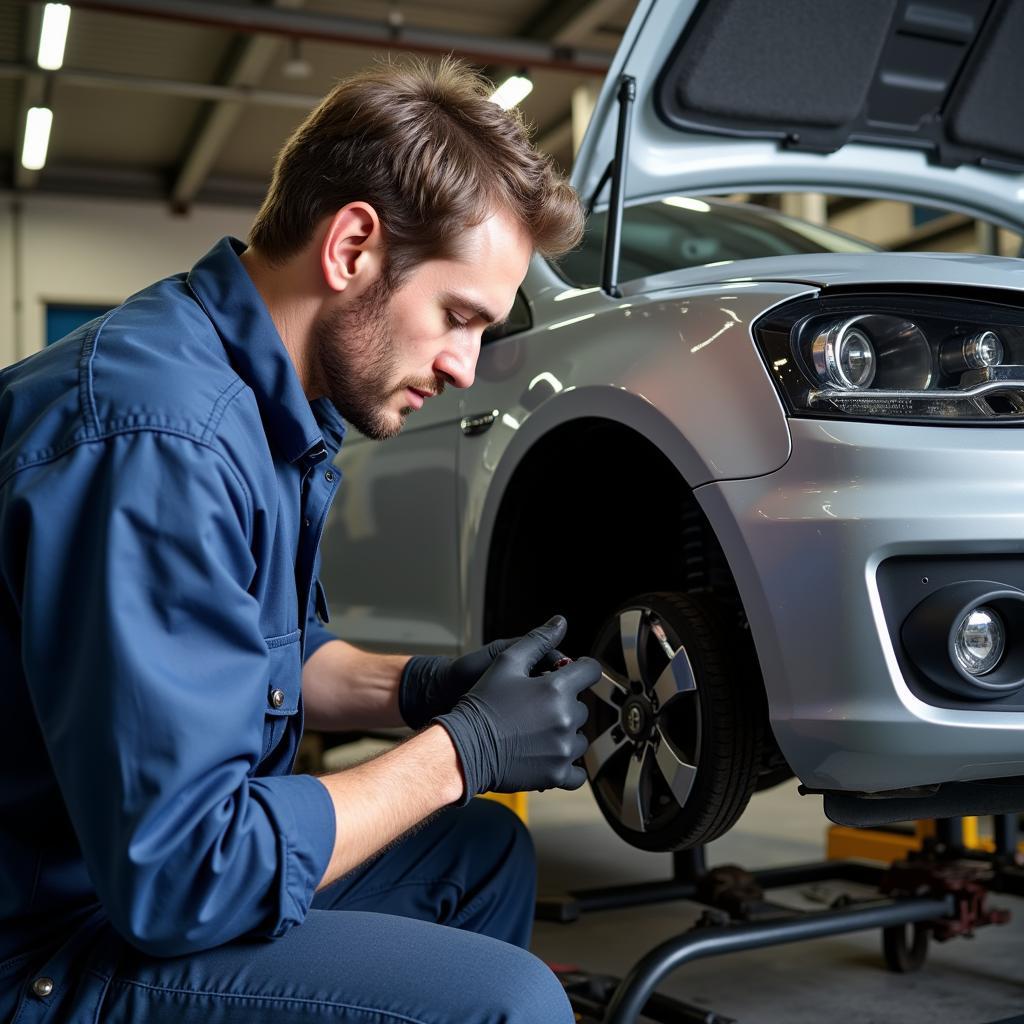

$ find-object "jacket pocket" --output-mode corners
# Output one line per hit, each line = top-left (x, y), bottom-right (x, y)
(261, 629), (301, 762)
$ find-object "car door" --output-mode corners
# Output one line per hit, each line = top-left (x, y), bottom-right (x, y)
(320, 386), (463, 657)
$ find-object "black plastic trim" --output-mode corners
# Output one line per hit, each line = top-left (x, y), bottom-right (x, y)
(878, 556), (1024, 711)
(825, 778), (1024, 826)
(481, 288), (532, 344)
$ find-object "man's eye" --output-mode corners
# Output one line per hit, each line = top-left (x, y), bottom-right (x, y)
(447, 311), (468, 330)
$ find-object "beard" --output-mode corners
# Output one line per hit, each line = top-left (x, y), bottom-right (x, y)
(312, 278), (444, 441)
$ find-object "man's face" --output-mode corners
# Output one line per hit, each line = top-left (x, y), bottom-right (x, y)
(314, 208), (532, 440)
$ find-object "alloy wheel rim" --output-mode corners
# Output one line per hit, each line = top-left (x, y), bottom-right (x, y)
(585, 605), (702, 833)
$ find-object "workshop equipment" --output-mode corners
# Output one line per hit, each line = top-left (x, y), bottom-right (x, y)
(551, 964), (733, 1024)
(827, 813), (1024, 863)
(481, 791), (528, 824)
(541, 816), (1022, 1024)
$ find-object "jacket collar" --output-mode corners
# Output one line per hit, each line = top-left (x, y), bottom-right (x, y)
(186, 237), (346, 463)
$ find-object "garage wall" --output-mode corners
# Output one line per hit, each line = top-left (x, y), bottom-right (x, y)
(0, 204), (13, 369)
(0, 192), (257, 367)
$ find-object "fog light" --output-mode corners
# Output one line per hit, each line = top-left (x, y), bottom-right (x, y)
(901, 581), (1024, 701)
(953, 606), (1004, 676)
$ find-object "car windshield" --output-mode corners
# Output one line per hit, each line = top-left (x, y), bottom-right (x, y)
(556, 196), (876, 287)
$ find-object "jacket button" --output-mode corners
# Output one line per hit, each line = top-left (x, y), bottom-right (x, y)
(270, 688), (285, 709)
(325, 469), (335, 483)
(32, 977), (54, 998)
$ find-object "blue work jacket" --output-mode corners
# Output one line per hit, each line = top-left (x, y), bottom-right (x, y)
(0, 238), (343, 1019)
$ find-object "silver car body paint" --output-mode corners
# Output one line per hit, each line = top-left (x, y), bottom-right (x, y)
(330, 264), (810, 649)
(329, 249), (1024, 790)
(457, 274), (812, 650)
(325, 0), (1024, 796)
(322, 371), (463, 655)
(620, 251), (1024, 300)
(700, 417), (1024, 793)
(574, 0), (1024, 233)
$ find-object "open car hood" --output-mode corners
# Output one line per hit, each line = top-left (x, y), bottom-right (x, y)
(572, 0), (1024, 231)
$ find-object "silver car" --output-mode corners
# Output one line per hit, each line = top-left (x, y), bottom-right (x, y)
(322, 0), (1024, 851)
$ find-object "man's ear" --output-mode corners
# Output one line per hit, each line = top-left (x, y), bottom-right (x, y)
(321, 202), (384, 294)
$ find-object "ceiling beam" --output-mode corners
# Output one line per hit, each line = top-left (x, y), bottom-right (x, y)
(65, 0), (613, 74)
(171, 0), (303, 212)
(524, 0), (627, 45)
(169, 39), (278, 211)
(518, 0), (622, 167)
(0, 60), (320, 108)
(0, 158), (269, 206)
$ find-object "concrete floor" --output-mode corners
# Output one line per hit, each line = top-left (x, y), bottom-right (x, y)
(528, 782), (1024, 1023)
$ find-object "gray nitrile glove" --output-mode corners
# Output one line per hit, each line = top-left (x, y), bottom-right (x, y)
(433, 616), (600, 804)
(399, 641), (512, 730)
(399, 640), (568, 729)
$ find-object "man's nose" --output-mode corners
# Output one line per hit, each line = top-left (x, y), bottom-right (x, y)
(434, 332), (479, 390)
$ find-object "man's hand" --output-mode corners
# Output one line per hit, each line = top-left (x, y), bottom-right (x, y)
(399, 636), (568, 729)
(433, 615), (600, 802)
(313, 616), (596, 889)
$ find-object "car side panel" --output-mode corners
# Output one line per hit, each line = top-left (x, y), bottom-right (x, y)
(323, 408), (463, 656)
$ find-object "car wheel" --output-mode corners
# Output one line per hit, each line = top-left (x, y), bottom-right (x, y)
(582, 591), (763, 851)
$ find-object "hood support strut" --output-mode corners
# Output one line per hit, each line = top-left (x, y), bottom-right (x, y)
(596, 75), (636, 298)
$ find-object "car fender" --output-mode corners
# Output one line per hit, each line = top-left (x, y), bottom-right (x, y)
(461, 280), (814, 648)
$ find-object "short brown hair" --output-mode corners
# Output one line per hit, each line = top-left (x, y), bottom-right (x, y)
(249, 57), (584, 283)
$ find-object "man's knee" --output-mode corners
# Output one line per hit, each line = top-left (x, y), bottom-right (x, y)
(461, 798), (536, 874)
(447, 799), (538, 946)
(486, 946), (575, 1024)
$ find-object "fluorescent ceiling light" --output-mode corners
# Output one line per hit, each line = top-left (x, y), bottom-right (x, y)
(490, 75), (533, 110)
(662, 196), (712, 213)
(38, 3), (71, 71)
(21, 107), (54, 171)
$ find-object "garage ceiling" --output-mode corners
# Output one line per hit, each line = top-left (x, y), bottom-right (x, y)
(1, 0), (637, 208)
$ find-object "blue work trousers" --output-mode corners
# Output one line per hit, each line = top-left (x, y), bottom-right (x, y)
(4, 800), (574, 1024)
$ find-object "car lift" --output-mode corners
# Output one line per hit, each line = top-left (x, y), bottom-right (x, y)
(539, 814), (1023, 1024)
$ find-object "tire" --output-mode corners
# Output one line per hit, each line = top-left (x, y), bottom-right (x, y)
(582, 591), (764, 851)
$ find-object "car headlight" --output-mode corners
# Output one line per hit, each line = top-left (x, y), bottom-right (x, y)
(755, 293), (1024, 423)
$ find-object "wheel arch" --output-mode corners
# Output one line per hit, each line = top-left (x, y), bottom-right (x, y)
(473, 398), (737, 655)
(469, 391), (792, 784)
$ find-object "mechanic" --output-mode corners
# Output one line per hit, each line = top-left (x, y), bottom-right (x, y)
(0, 59), (598, 1023)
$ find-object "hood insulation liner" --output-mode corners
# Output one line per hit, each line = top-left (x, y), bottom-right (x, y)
(656, 0), (1024, 171)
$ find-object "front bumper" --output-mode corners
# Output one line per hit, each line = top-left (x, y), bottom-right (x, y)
(697, 418), (1024, 793)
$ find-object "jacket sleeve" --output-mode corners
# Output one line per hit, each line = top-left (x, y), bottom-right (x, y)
(13, 429), (336, 957)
